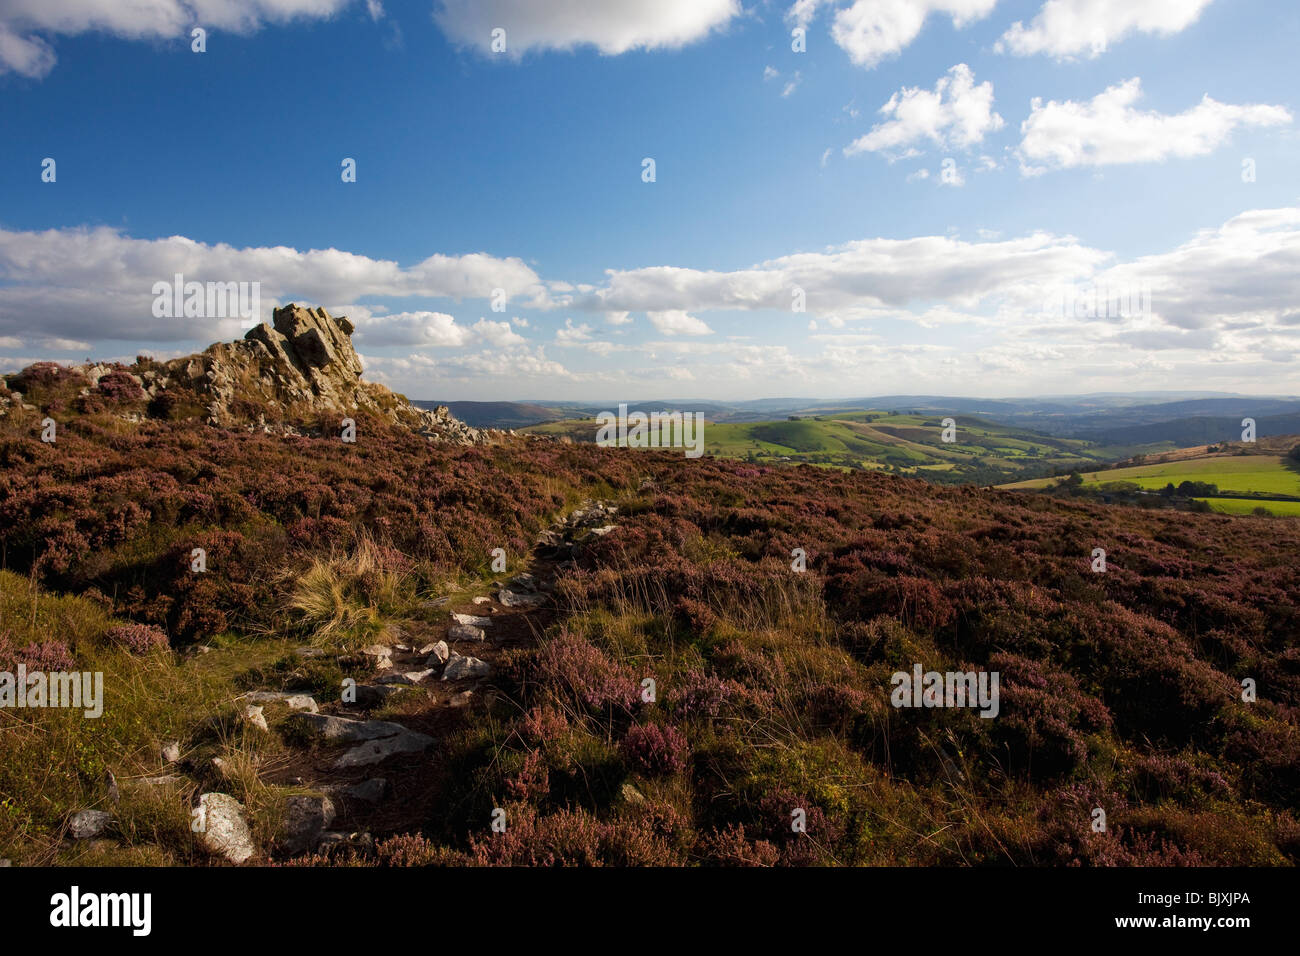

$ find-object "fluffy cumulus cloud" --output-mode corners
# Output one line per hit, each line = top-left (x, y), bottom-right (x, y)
(578, 232), (1106, 318)
(646, 310), (713, 336)
(5, 209), (1299, 395)
(845, 63), (1003, 157)
(0, 0), (353, 78)
(433, 0), (740, 57)
(823, 0), (999, 69)
(997, 0), (1216, 59)
(0, 225), (547, 344)
(1017, 78), (1292, 173)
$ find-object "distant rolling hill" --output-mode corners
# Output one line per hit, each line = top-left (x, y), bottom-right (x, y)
(522, 410), (1118, 485)
(413, 400), (563, 429)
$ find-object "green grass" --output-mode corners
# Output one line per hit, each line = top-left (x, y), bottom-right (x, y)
(1200, 497), (1300, 517)
(1005, 455), (1300, 496)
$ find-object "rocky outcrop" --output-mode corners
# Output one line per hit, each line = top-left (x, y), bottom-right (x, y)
(140, 303), (489, 446)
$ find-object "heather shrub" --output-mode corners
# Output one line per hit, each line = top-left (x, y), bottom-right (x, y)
(620, 722), (689, 776)
(104, 623), (170, 654)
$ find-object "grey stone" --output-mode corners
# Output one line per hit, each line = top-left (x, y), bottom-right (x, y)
(451, 612), (492, 627)
(293, 713), (415, 742)
(196, 793), (255, 864)
(442, 654), (492, 681)
(69, 809), (111, 840)
(282, 794), (336, 856)
(341, 779), (389, 803)
(499, 589), (545, 608)
(333, 731), (433, 768)
(241, 704), (268, 732)
(448, 622), (486, 642)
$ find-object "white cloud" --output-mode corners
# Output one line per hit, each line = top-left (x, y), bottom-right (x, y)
(433, 0), (740, 57)
(0, 225), (547, 342)
(646, 310), (714, 335)
(782, 71), (802, 97)
(829, 0), (998, 69)
(0, 0), (353, 78)
(845, 63), (1003, 157)
(1017, 78), (1292, 173)
(555, 318), (595, 343)
(470, 317), (526, 346)
(997, 0), (1215, 59)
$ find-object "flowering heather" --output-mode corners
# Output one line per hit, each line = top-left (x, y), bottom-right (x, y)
(104, 623), (169, 655)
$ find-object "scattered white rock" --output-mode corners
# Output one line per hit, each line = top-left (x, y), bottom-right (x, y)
(161, 741), (181, 764)
(241, 704), (269, 732)
(499, 589), (545, 607)
(285, 694), (319, 713)
(449, 690), (474, 707)
(451, 612), (492, 627)
(426, 641), (450, 666)
(197, 793), (255, 864)
(442, 654), (492, 681)
(472, 596), (491, 605)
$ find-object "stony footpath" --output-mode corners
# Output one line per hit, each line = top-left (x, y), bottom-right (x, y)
(61, 497), (626, 864)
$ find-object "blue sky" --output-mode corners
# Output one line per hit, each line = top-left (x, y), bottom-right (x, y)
(1, 0), (1298, 401)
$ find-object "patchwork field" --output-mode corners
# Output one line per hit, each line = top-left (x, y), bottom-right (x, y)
(524, 411), (1119, 486)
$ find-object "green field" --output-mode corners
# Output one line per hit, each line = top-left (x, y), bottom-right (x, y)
(1201, 496), (1300, 516)
(523, 411), (1114, 485)
(1003, 455), (1300, 495)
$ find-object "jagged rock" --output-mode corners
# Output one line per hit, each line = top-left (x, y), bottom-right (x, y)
(161, 741), (181, 764)
(451, 612), (492, 627)
(197, 793), (255, 864)
(360, 644), (392, 663)
(472, 596), (491, 605)
(442, 654), (492, 681)
(136, 303), (490, 446)
(282, 795), (336, 856)
(69, 810), (111, 839)
(507, 573), (537, 592)
(425, 641), (450, 666)
(448, 622), (486, 642)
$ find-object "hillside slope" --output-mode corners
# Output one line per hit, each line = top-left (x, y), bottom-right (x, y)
(1, 394), (1297, 866)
